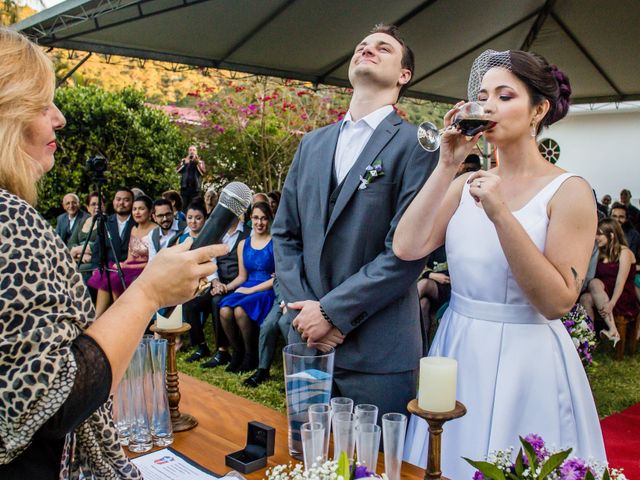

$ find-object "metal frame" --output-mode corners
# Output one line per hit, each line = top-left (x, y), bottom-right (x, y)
(14, 0), (638, 104)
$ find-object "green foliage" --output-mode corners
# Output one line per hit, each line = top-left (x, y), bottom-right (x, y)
(39, 86), (186, 217)
(336, 451), (350, 480)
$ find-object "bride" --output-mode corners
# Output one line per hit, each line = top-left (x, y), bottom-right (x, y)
(393, 49), (607, 479)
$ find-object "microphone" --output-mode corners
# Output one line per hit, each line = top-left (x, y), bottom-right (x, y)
(191, 181), (252, 250)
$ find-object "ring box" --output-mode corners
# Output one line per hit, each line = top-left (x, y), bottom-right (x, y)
(225, 421), (275, 473)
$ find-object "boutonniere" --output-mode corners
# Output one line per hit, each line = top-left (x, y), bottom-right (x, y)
(358, 158), (385, 190)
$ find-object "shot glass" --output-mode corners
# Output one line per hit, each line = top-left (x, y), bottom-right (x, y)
(382, 413), (407, 480)
(308, 403), (331, 462)
(356, 423), (381, 472)
(330, 397), (354, 415)
(354, 403), (378, 426)
(301, 422), (324, 471)
(332, 411), (356, 462)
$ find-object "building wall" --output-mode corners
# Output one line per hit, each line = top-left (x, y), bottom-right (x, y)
(544, 109), (640, 206)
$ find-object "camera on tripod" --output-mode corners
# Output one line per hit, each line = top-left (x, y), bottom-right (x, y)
(86, 155), (108, 183)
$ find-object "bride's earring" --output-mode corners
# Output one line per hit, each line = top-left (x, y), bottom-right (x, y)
(530, 120), (538, 137)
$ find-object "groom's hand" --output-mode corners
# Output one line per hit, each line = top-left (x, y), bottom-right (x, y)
(288, 300), (332, 343)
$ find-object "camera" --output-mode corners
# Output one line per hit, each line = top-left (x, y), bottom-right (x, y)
(86, 155), (107, 174)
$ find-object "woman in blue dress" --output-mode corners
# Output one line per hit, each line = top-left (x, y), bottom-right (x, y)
(218, 202), (276, 373)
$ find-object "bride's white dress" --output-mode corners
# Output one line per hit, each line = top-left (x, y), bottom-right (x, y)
(403, 173), (607, 479)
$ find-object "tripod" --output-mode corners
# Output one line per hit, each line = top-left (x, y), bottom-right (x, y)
(77, 175), (126, 294)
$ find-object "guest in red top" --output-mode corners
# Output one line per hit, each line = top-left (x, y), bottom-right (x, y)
(580, 218), (639, 346)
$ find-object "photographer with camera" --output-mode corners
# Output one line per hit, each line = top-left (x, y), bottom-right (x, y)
(176, 145), (206, 210)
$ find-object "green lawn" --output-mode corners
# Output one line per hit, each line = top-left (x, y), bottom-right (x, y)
(178, 334), (640, 419)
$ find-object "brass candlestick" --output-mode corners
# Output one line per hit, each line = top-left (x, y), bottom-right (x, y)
(150, 323), (198, 432)
(407, 399), (466, 480)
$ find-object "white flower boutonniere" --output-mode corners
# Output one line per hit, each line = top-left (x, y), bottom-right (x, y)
(358, 158), (385, 190)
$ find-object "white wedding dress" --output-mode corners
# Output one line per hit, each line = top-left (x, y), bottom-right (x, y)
(403, 173), (607, 479)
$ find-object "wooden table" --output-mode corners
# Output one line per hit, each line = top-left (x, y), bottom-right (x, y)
(129, 374), (428, 479)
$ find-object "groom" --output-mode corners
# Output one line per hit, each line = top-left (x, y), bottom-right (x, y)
(272, 25), (437, 417)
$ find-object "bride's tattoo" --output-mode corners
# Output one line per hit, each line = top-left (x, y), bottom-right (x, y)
(571, 267), (583, 293)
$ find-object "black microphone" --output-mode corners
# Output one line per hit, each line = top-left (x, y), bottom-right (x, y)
(191, 182), (253, 250)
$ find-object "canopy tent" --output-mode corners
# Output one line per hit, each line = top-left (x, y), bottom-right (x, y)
(14, 0), (640, 104)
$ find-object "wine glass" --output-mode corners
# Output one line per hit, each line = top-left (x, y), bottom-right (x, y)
(417, 102), (496, 152)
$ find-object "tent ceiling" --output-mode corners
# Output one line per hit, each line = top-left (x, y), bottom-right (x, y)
(14, 0), (640, 104)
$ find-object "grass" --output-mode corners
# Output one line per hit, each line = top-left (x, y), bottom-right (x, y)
(587, 343), (640, 418)
(178, 322), (640, 419)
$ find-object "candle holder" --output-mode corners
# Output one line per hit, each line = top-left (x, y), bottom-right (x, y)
(150, 323), (198, 432)
(407, 399), (466, 480)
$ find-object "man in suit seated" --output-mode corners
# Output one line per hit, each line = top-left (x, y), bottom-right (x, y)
(147, 198), (187, 259)
(55, 193), (89, 245)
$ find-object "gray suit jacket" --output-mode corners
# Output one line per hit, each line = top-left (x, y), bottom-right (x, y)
(272, 111), (437, 373)
(55, 210), (89, 246)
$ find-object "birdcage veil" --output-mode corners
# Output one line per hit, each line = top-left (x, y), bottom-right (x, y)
(467, 49), (512, 101)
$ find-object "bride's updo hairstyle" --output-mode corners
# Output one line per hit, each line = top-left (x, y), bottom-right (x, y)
(0, 28), (55, 205)
(509, 50), (572, 135)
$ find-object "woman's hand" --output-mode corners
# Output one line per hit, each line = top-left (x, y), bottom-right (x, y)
(430, 272), (450, 284)
(439, 101), (482, 168)
(210, 280), (227, 296)
(134, 238), (228, 309)
(467, 170), (508, 221)
(235, 286), (253, 295)
(598, 301), (614, 318)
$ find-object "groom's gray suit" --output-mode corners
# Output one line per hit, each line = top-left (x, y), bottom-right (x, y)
(272, 110), (437, 415)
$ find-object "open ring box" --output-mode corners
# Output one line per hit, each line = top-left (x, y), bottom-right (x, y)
(225, 421), (275, 474)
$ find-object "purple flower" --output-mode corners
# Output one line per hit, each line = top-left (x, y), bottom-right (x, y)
(524, 433), (548, 461)
(560, 458), (589, 480)
(354, 465), (376, 478)
(472, 471), (485, 480)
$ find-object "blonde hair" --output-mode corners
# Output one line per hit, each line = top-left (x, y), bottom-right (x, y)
(0, 28), (55, 205)
(597, 218), (628, 263)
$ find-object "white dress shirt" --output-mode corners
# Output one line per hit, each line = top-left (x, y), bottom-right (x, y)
(147, 219), (183, 260)
(334, 105), (394, 184)
(207, 222), (245, 282)
(116, 215), (131, 238)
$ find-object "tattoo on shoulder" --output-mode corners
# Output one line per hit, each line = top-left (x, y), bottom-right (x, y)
(571, 267), (583, 294)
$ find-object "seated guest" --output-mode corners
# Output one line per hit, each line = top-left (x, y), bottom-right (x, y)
(0, 27), (226, 479)
(204, 186), (218, 215)
(175, 201), (215, 362)
(163, 189), (186, 222)
(456, 153), (482, 176)
(200, 215), (249, 368)
(611, 202), (640, 259)
(218, 202), (275, 373)
(148, 198), (187, 259)
(580, 218), (639, 345)
(417, 245), (451, 348)
(55, 192), (89, 245)
(86, 187), (134, 317)
(68, 191), (100, 268)
(243, 277), (289, 387)
(267, 190), (281, 216)
(89, 195), (155, 315)
(620, 189), (640, 230)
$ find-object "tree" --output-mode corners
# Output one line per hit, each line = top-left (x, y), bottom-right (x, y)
(183, 77), (351, 192)
(39, 86), (187, 217)
(183, 76), (450, 193)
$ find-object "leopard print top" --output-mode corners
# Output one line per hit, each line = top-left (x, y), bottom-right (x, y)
(0, 189), (140, 479)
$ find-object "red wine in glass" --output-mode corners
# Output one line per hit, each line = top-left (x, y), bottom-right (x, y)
(453, 118), (497, 136)
(417, 102), (493, 151)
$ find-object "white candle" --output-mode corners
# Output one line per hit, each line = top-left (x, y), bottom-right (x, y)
(156, 304), (183, 330)
(418, 357), (457, 412)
